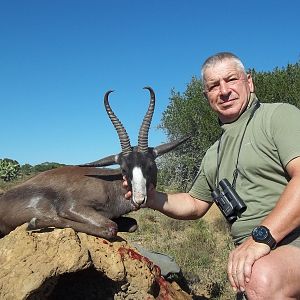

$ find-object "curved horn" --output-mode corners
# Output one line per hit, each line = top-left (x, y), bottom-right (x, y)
(78, 154), (118, 167)
(104, 90), (132, 156)
(138, 87), (155, 153)
(153, 136), (191, 158)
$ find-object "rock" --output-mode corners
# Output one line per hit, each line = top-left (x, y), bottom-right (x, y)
(0, 224), (192, 300)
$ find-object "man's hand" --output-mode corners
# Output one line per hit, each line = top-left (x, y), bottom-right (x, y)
(227, 238), (271, 292)
(122, 176), (132, 200)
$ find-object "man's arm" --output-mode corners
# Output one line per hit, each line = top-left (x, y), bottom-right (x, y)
(227, 156), (300, 292)
(147, 190), (212, 220)
(123, 179), (212, 220)
(260, 156), (300, 243)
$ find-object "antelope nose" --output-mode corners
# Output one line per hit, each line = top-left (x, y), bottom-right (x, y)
(133, 192), (147, 206)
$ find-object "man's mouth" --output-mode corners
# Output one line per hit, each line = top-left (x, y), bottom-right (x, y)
(220, 98), (236, 106)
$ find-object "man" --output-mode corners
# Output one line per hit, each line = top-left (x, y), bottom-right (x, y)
(124, 52), (300, 299)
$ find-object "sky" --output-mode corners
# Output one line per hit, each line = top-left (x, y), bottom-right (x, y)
(1, 0), (300, 166)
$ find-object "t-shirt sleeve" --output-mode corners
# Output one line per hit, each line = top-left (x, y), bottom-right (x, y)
(188, 156), (214, 202)
(270, 103), (300, 167)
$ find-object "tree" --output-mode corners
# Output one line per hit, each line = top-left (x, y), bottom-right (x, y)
(21, 163), (33, 175)
(251, 62), (300, 107)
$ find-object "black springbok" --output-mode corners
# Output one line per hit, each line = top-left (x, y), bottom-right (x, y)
(0, 87), (189, 239)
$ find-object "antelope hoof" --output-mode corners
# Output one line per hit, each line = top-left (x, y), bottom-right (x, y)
(113, 217), (138, 233)
(27, 217), (37, 230)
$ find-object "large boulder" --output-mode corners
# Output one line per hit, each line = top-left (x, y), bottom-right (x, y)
(0, 224), (191, 300)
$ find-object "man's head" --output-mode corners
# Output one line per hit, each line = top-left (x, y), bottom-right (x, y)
(201, 52), (254, 123)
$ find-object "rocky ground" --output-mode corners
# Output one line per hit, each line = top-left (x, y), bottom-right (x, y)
(0, 224), (192, 300)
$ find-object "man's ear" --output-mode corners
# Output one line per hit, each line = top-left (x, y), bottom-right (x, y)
(247, 73), (254, 93)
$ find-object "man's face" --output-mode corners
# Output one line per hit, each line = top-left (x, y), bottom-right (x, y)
(203, 59), (254, 123)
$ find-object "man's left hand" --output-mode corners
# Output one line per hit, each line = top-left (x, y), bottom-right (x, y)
(227, 238), (271, 292)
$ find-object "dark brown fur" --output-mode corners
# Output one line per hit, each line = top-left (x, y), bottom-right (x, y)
(0, 166), (137, 239)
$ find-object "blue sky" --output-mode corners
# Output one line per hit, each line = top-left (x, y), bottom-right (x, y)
(1, 0), (300, 166)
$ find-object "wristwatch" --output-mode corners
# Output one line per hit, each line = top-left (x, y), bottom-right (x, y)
(251, 225), (277, 249)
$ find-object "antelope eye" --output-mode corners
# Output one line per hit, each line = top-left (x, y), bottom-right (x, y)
(146, 164), (154, 172)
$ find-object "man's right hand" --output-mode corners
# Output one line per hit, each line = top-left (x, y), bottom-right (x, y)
(122, 176), (132, 200)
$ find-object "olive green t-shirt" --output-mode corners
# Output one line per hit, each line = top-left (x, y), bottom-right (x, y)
(189, 95), (300, 244)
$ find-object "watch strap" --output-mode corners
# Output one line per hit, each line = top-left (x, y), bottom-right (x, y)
(266, 233), (277, 250)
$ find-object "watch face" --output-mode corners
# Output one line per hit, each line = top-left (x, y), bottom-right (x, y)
(253, 226), (268, 241)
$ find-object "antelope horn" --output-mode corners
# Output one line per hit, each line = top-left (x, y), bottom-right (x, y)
(78, 154), (118, 167)
(138, 87), (155, 153)
(104, 90), (132, 156)
(153, 136), (191, 158)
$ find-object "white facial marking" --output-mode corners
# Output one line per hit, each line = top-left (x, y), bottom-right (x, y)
(132, 166), (147, 205)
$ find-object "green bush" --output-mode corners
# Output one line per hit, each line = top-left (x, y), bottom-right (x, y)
(20, 163), (33, 175)
(0, 158), (21, 182)
(32, 162), (65, 173)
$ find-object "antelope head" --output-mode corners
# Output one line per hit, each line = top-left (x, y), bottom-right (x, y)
(81, 87), (189, 207)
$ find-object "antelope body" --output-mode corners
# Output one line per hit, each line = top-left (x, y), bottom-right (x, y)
(0, 87), (189, 239)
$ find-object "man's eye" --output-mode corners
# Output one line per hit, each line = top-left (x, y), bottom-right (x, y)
(209, 85), (218, 91)
(228, 78), (238, 83)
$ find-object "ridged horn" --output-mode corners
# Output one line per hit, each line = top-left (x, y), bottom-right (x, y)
(104, 90), (132, 156)
(78, 154), (118, 167)
(138, 87), (155, 153)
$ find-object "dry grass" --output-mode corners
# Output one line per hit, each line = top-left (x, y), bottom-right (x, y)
(121, 206), (236, 299)
(0, 173), (36, 191)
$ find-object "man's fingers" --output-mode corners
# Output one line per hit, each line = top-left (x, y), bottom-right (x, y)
(236, 259), (246, 291)
(125, 191), (132, 199)
(122, 176), (132, 200)
(228, 252), (238, 291)
(244, 253), (255, 283)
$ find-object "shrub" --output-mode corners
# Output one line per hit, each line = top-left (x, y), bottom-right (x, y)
(0, 158), (21, 182)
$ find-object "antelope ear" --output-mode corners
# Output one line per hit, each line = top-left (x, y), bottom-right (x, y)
(153, 136), (191, 158)
(78, 154), (119, 167)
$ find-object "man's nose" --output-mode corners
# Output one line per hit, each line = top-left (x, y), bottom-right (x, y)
(219, 80), (230, 95)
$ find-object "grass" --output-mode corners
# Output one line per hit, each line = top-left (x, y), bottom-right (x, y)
(0, 173), (36, 191)
(121, 208), (236, 299)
